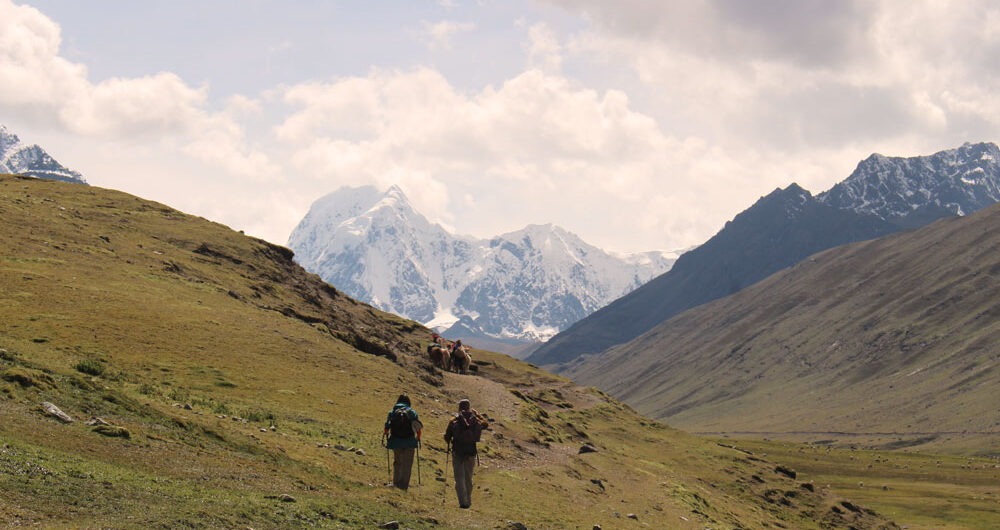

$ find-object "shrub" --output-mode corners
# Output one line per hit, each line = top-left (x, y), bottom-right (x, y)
(73, 358), (105, 376)
(92, 425), (130, 438)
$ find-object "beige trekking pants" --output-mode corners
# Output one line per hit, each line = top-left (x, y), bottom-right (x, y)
(452, 453), (476, 508)
(393, 448), (415, 490)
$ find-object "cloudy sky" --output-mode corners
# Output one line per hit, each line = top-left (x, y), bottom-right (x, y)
(3, 1), (1000, 253)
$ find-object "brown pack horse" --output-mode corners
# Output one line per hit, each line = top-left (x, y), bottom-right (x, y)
(449, 344), (472, 374)
(427, 336), (450, 371)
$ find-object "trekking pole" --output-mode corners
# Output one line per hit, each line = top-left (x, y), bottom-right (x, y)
(383, 433), (391, 485)
(416, 441), (422, 486)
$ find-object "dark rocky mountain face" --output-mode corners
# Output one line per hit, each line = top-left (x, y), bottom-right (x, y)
(0, 125), (86, 184)
(528, 184), (898, 366)
(529, 142), (1000, 368)
(819, 142), (1000, 226)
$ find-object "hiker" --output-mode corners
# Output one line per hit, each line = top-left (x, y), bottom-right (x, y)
(383, 394), (422, 490)
(443, 398), (488, 508)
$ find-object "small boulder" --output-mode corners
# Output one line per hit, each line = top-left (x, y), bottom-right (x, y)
(183, 403), (193, 410)
(85, 417), (110, 426)
(578, 444), (598, 454)
(626, 513), (638, 520)
(41, 402), (73, 423)
(278, 494), (296, 503)
(379, 522), (399, 529)
(335, 444), (348, 451)
(355, 449), (366, 456)
(507, 522), (527, 530)
(593, 526), (602, 530)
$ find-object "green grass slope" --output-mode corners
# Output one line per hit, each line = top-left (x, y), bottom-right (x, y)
(566, 199), (1000, 454)
(0, 175), (894, 528)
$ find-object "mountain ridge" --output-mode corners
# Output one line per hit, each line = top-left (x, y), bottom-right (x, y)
(529, 142), (1000, 367)
(288, 185), (677, 343)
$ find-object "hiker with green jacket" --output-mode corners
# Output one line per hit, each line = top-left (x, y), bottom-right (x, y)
(443, 398), (488, 508)
(383, 394), (422, 490)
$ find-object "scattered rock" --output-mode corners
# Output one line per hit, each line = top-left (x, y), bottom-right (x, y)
(347, 447), (356, 452)
(435, 477), (446, 482)
(85, 417), (110, 426)
(278, 494), (296, 503)
(41, 402), (73, 423)
(590, 478), (605, 490)
(775, 465), (797, 479)
(379, 522), (399, 530)
(260, 428), (267, 433)
(183, 403), (193, 410)
(626, 513), (638, 520)
(840, 500), (862, 513)
(579, 444), (598, 454)
(800, 482), (815, 492)
(335, 444), (348, 451)
(355, 449), (366, 456)
(506, 521), (527, 530)
(269, 425), (276, 431)
(593, 525), (602, 530)
(92, 425), (130, 438)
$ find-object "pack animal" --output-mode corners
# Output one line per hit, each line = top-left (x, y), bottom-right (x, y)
(450, 344), (472, 374)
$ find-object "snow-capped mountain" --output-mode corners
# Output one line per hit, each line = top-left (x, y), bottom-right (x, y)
(819, 142), (1000, 226)
(0, 125), (86, 184)
(288, 186), (677, 342)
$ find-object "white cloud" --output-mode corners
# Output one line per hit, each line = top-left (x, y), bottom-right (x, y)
(0, 0), (277, 178)
(526, 23), (563, 72)
(272, 67), (780, 249)
(422, 20), (475, 50)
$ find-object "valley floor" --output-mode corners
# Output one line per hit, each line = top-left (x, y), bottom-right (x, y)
(712, 437), (1000, 529)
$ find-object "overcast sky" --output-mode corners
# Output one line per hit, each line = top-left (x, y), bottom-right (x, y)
(3, 1), (1000, 253)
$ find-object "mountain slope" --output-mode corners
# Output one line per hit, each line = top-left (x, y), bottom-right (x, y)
(1, 125), (86, 184)
(288, 185), (675, 342)
(529, 143), (1000, 368)
(0, 174), (891, 528)
(530, 184), (898, 366)
(565, 199), (1000, 451)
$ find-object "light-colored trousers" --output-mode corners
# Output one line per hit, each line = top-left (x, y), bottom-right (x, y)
(393, 448), (415, 490)
(452, 453), (476, 507)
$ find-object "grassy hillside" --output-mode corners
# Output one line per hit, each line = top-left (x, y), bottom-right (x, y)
(0, 175), (894, 528)
(566, 199), (1000, 455)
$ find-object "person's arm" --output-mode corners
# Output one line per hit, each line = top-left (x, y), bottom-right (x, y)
(472, 409), (490, 429)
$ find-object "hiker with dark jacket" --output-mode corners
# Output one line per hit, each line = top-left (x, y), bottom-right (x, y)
(383, 394), (422, 490)
(443, 398), (488, 508)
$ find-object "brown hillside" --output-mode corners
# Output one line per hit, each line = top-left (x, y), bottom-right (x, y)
(566, 200), (1000, 454)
